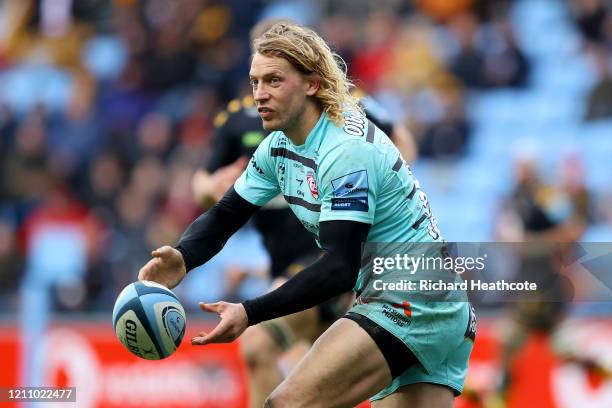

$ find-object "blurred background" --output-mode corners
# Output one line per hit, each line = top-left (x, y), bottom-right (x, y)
(0, 0), (611, 407)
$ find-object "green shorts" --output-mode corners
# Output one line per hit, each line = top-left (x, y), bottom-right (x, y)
(371, 329), (474, 400)
(349, 300), (475, 401)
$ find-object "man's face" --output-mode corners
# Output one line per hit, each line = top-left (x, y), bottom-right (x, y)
(249, 53), (315, 133)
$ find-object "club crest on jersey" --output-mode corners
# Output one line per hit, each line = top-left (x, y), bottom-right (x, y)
(306, 171), (318, 199)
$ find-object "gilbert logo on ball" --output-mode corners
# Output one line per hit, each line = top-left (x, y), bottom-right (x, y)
(112, 280), (186, 359)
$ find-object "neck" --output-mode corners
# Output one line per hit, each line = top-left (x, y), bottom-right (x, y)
(284, 102), (322, 146)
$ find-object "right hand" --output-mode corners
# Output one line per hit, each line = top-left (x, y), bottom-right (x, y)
(138, 246), (187, 289)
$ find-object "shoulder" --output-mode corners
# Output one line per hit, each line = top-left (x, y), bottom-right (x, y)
(318, 135), (380, 180)
(321, 114), (379, 158)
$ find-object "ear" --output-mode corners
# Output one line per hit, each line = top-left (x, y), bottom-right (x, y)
(305, 75), (320, 96)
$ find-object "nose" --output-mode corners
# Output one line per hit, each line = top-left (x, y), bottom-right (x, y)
(253, 84), (270, 102)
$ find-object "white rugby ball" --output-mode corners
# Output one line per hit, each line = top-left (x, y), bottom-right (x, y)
(112, 280), (186, 359)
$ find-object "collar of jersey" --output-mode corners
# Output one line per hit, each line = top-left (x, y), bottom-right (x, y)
(288, 112), (328, 153)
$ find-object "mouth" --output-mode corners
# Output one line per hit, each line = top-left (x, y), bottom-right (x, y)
(258, 107), (275, 118)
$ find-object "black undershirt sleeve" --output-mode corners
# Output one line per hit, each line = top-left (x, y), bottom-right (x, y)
(175, 186), (260, 272)
(242, 220), (371, 326)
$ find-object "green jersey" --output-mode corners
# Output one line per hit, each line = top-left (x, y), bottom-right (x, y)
(235, 111), (442, 244)
(235, 111), (472, 398)
(235, 111), (445, 295)
(234, 113), (471, 380)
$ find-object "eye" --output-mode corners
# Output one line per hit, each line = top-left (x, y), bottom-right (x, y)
(250, 79), (258, 88)
(270, 77), (281, 86)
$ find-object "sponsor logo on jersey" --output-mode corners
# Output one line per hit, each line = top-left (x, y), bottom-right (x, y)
(381, 304), (410, 327)
(306, 171), (318, 199)
(392, 301), (412, 318)
(331, 170), (368, 211)
(342, 112), (366, 136)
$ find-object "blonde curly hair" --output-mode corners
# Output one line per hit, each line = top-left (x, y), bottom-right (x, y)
(251, 22), (362, 126)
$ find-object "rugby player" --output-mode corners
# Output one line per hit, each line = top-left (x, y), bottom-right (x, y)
(192, 53), (417, 408)
(140, 22), (473, 407)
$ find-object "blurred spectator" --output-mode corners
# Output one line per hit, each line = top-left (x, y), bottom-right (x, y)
(136, 111), (175, 160)
(141, 17), (197, 92)
(106, 185), (154, 295)
(0, 104), (18, 148)
(384, 15), (447, 94)
(444, 10), (530, 90)
(350, 10), (398, 92)
(559, 154), (591, 226)
(319, 14), (359, 67)
(97, 59), (154, 143)
(1, 107), (51, 220)
(495, 154), (590, 403)
(82, 152), (126, 217)
(605, 11), (612, 51)
(47, 73), (102, 183)
(480, 18), (530, 88)
(0, 220), (23, 308)
(3, 0), (100, 68)
(585, 44), (612, 120)
(495, 152), (589, 323)
(0, 104), (19, 209)
(594, 189), (612, 223)
(415, 0), (475, 22)
(446, 12), (485, 88)
(177, 86), (217, 150)
(155, 158), (200, 230)
(19, 184), (104, 310)
(417, 74), (472, 159)
(497, 154), (589, 243)
(570, 0), (610, 46)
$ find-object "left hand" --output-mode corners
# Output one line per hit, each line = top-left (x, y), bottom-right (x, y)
(191, 301), (249, 345)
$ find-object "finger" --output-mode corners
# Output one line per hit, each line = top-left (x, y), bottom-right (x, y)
(199, 302), (222, 313)
(191, 321), (229, 345)
(191, 331), (209, 345)
(199, 320), (231, 345)
(152, 245), (172, 258)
